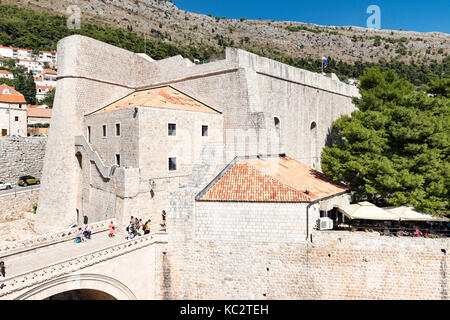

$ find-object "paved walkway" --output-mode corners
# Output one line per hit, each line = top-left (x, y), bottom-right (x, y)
(3, 225), (166, 278)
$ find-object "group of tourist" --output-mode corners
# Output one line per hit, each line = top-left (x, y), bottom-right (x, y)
(125, 211), (167, 240)
(72, 210), (168, 243)
(75, 224), (92, 243)
(126, 216), (151, 240)
(375, 225), (448, 238)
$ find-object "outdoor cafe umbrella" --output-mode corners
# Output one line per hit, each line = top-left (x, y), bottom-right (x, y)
(337, 202), (400, 221)
(385, 206), (450, 222)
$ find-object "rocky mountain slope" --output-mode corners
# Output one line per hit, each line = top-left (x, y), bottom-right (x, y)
(5, 0), (449, 65)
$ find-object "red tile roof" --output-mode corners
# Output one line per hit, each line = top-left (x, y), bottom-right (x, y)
(0, 45), (32, 52)
(0, 70), (12, 74)
(27, 108), (52, 118)
(36, 85), (54, 91)
(0, 84), (26, 104)
(43, 69), (57, 75)
(197, 155), (349, 202)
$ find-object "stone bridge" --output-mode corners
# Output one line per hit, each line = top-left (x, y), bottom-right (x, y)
(0, 220), (168, 300)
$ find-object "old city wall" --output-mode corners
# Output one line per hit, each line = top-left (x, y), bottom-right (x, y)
(163, 228), (449, 300)
(0, 137), (46, 183)
(37, 36), (359, 233)
(0, 188), (39, 222)
(154, 48), (359, 168)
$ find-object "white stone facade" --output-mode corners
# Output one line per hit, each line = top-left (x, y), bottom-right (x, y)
(0, 103), (27, 137)
(36, 35), (359, 233)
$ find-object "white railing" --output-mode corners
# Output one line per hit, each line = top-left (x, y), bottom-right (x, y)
(0, 219), (115, 257)
(0, 233), (167, 298)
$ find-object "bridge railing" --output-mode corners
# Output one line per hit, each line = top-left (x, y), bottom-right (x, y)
(0, 219), (115, 258)
(0, 232), (167, 298)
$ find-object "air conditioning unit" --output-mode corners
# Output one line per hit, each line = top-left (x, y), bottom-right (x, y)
(318, 217), (334, 230)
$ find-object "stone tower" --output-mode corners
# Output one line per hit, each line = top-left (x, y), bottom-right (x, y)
(35, 35), (359, 233)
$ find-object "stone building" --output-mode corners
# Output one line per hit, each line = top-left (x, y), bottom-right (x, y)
(0, 70), (14, 80)
(0, 84), (27, 137)
(73, 85), (223, 226)
(194, 154), (351, 242)
(36, 35), (359, 233)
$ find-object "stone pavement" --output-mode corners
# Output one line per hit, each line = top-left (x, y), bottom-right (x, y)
(3, 224), (166, 278)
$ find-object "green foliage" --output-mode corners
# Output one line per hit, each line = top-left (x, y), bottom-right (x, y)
(28, 123), (50, 128)
(322, 69), (450, 216)
(0, 4), (447, 86)
(0, 4), (222, 63)
(277, 55), (449, 87)
(24, 71), (37, 105)
(40, 88), (55, 107)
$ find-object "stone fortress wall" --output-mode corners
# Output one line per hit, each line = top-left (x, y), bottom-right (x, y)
(36, 35), (359, 233)
(162, 224), (449, 300)
(31, 36), (450, 301)
(0, 137), (46, 184)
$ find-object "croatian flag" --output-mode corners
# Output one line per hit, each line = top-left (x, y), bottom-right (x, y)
(322, 55), (328, 69)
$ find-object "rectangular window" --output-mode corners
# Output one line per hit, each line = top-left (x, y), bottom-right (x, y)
(202, 125), (208, 137)
(87, 126), (91, 143)
(168, 123), (176, 136)
(116, 154), (121, 167)
(102, 125), (107, 137)
(116, 123), (121, 136)
(168, 157), (177, 171)
(14, 116), (19, 122)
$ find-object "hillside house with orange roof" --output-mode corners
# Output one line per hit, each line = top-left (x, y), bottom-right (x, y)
(36, 85), (54, 101)
(76, 85), (223, 223)
(38, 51), (57, 66)
(0, 84), (27, 136)
(17, 59), (43, 74)
(0, 70), (14, 80)
(35, 69), (57, 87)
(194, 154), (351, 242)
(0, 45), (33, 60)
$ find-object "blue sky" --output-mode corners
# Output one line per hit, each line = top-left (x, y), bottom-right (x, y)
(174, 0), (450, 33)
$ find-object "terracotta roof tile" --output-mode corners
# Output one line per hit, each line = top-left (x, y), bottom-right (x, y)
(0, 84), (26, 104)
(89, 86), (221, 115)
(198, 156), (349, 202)
(43, 69), (57, 75)
(36, 85), (54, 91)
(27, 108), (52, 118)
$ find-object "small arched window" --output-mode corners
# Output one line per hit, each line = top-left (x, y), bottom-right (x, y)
(2, 88), (10, 95)
(274, 117), (280, 130)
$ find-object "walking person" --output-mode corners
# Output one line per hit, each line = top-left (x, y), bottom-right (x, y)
(108, 221), (115, 238)
(0, 261), (5, 289)
(144, 220), (151, 235)
(134, 217), (141, 236)
(83, 224), (92, 240)
(127, 222), (136, 240)
(161, 210), (167, 228)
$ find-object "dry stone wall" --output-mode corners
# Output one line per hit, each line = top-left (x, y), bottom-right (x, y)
(0, 137), (46, 184)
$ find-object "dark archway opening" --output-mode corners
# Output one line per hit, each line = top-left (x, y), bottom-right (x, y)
(44, 289), (117, 300)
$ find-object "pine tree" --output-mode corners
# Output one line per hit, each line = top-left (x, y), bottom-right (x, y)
(322, 68), (450, 216)
(24, 71), (37, 105)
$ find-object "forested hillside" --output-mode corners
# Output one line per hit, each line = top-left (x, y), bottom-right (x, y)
(0, 3), (448, 86)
